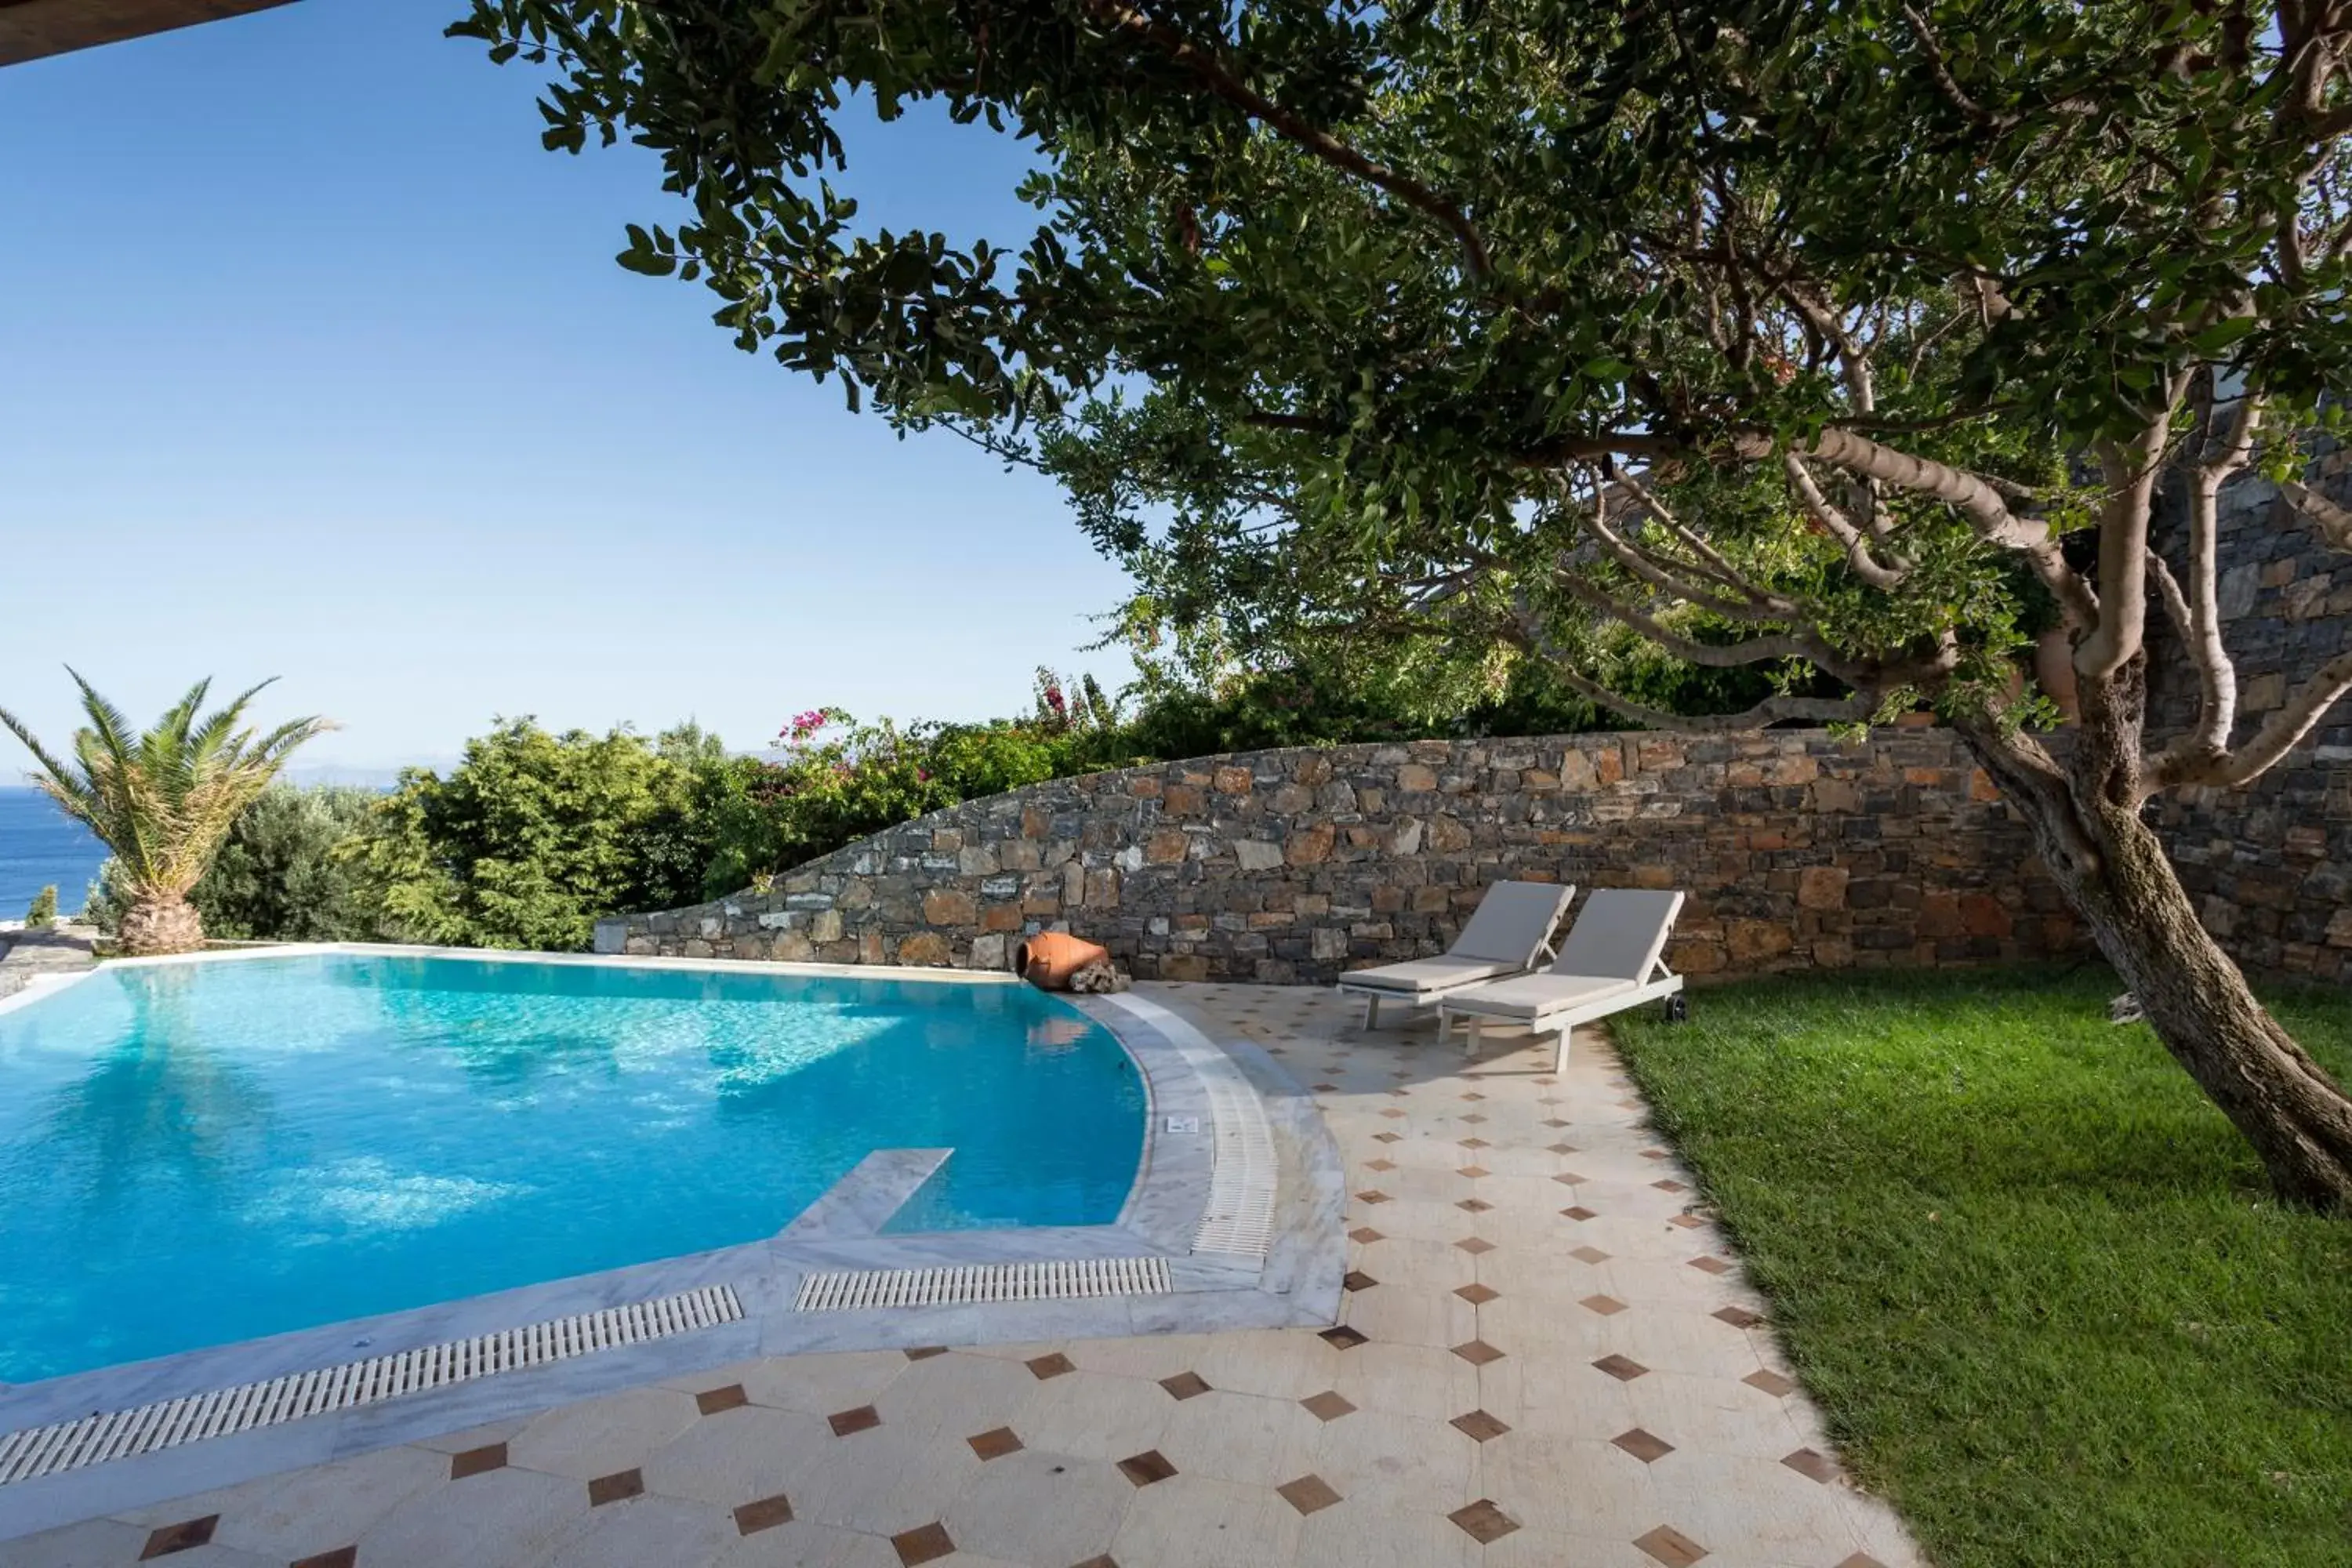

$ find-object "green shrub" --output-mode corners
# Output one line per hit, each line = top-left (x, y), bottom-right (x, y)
(188, 785), (389, 942)
(24, 884), (56, 928)
(347, 718), (710, 951)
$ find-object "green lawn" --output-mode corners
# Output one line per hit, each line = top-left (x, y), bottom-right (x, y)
(1610, 964), (2352, 1568)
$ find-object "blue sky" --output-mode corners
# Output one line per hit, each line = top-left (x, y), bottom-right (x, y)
(0, 0), (1133, 773)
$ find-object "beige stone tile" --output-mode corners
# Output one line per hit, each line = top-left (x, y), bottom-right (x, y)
(1650, 1450), (1872, 1562)
(1351, 1197), (1479, 1245)
(707, 1518), (903, 1566)
(91, 1546), (274, 1568)
(1293, 1501), (1481, 1568)
(1155, 1387), (1324, 1486)
(1189, 1329), (1348, 1401)
(1602, 1309), (1791, 1381)
(1111, 1472), (1305, 1568)
(657, 1357), (771, 1398)
(1842, 1494), (1934, 1568)
(1013, 1367), (1172, 1458)
(5, 1516), (152, 1568)
(1307, 1408), (1479, 1518)
(785, 1425), (976, 1535)
(1482, 1526), (1660, 1566)
(1472, 1247), (1611, 1303)
(407, 1414), (536, 1454)
(1327, 1338), (1480, 1422)
(739, 1349), (910, 1414)
(358, 1461), (586, 1567)
(198, 1441), (449, 1560)
(943, 1446), (1131, 1563)
(1475, 1352), (1639, 1439)
(1340, 1281), (1478, 1350)
(536, 1493), (740, 1568)
(1365, 1163), (1468, 1204)
(1479, 1431), (1665, 1543)
(638, 1404), (833, 1508)
(103, 1479), (267, 1530)
(1351, 1234), (1477, 1288)
(872, 1348), (1043, 1440)
(508, 1384), (702, 1481)
(1621, 1373), (1810, 1462)
(1065, 1330), (1229, 1381)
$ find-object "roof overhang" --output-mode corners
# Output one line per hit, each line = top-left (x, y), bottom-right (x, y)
(0, 0), (299, 67)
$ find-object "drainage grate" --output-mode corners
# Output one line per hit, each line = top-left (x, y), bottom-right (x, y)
(1192, 1060), (1279, 1258)
(1109, 993), (1280, 1259)
(792, 1257), (1172, 1312)
(0, 1284), (742, 1486)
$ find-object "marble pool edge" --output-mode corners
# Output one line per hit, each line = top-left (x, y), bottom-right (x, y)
(0, 956), (1344, 1541)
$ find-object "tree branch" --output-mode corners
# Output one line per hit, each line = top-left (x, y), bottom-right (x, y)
(2281, 478), (2352, 552)
(2158, 649), (2352, 793)
(1739, 425), (2100, 626)
(1509, 597), (1871, 734)
(1782, 454), (1912, 589)
(1613, 470), (1809, 612)
(1548, 566), (1836, 670)
(1082, 0), (1494, 279)
(1581, 476), (1811, 621)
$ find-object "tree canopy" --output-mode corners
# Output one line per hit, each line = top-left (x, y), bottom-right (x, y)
(458, 1), (2352, 1205)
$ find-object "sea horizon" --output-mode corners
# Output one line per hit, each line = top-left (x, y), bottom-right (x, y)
(0, 788), (107, 919)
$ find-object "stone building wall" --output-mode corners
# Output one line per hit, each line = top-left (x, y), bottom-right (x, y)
(2144, 448), (2352, 984)
(600, 729), (2082, 984)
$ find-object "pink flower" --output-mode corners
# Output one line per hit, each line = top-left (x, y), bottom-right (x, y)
(782, 708), (835, 743)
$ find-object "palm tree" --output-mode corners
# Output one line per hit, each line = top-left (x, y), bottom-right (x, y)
(0, 671), (335, 955)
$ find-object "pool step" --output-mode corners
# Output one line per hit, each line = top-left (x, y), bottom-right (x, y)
(0, 1284), (743, 1486)
(792, 1257), (1173, 1311)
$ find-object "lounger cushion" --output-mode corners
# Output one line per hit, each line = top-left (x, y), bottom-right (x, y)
(1444, 972), (1637, 1020)
(1450, 880), (1575, 965)
(1549, 889), (1686, 978)
(1339, 955), (1519, 995)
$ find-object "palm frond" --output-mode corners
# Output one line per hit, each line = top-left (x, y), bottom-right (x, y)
(5, 671), (333, 898)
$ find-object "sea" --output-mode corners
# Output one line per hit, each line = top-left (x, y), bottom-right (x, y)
(0, 789), (108, 920)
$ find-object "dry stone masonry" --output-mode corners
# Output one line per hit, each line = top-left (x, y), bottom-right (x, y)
(609, 450), (2352, 988)
(2146, 449), (2352, 985)
(601, 730), (2081, 984)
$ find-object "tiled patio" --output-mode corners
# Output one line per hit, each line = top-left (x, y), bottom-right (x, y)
(9, 982), (1923, 1568)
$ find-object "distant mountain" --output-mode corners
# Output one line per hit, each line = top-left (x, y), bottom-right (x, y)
(278, 760), (456, 790)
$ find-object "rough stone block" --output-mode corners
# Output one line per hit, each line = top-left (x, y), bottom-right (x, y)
(897, 932), (952, 966)
(1233, 838), (1284, 872)
(1797, 866), (1850, 911)
(1286, 823), (1337, 866)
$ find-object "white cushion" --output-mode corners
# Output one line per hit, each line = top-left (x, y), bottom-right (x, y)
(1445, 972), (1637, 1021)
(1339, 955), (1518, 995)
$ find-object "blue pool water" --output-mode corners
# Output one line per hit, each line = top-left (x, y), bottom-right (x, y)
(0, 954), (1145, 1384)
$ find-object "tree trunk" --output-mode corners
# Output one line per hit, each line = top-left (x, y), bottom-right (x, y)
(1957, 668), (2352, 1213)
(116, 892), (205, 957)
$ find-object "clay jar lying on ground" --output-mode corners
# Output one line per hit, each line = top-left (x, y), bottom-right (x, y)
(1015, 931), (1110, 990)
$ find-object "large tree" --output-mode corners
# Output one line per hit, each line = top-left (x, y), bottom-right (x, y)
(457, 0), (2352, 1207)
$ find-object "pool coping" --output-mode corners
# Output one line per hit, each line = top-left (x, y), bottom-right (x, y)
(0, 948), (1344, 1541)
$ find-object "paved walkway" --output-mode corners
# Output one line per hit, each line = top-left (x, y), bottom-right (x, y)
(10, 982), (1923, 1568)
(0, 924), (97, 1001)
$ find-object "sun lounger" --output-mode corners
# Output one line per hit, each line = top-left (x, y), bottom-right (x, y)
(1440, 888), (1686, 1069)
(1334, 880), (1574, 1029)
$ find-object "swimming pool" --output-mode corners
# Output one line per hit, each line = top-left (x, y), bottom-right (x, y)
(0, 953), (1145, 1384)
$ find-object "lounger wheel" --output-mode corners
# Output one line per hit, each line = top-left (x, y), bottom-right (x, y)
(1664, 993), (1688, 1024)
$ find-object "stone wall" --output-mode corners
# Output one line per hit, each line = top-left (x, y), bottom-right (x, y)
(600, 729), (2081, 984)
(2144, 448), (2352, 983)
